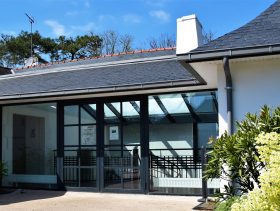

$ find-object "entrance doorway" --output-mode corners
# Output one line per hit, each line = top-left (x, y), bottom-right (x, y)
(63, 104), (97, 188)
(62, 100), (143, 193)
(103, 101), (141, 191)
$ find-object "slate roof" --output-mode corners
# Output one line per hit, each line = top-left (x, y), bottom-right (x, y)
(192, 0), (280, 52)
(0, 49), (198, 100)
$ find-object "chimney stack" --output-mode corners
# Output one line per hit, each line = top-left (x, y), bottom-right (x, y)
(176, 14), (203, 55)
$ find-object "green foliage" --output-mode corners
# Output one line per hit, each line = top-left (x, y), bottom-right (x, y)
(0, 31), (102, 67)
(0, 31), (47, 66)
(205, 105), (280, 196)
(231, 132), (280, 211)
(214, 196), (240, 211)
(57, 35), (102, 60)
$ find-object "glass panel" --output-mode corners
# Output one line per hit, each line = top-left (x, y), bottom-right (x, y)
(148, 97), (164, 115)
(2, 103), (57, 187)
(159, 94), (189, 114)
(64, 147), (79, 187)
(104, 146), (122, 189)
(104, 102), (121, 118)
(122, 101), (139, 117)
(81, 105), (96, 124)
(64, 126), (79, 145)
(148, 91), (219, 195)
(187, 92), (216, 113)
(198, 123), (218, 148)
(64, 106), (79, 125)
(123, 145), (141, 190)
(81, 125), (96, 145)
(80, 147), (97, 187)
(123, 101), (141, 189)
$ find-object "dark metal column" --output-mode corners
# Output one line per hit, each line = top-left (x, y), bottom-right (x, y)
(56, 101), (65, 190)
(96, 102), (104, 192)
(0, 106), (2, 187)
(140, 96), (149, 193)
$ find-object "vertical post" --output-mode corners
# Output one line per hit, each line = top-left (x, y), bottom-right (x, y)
(30, 21), (33, 57)
(96, 102), (104, 192)
(140, 96), (149, 193)
(199, 146), (208, 202)
(57, 102), (65, 190)
(25, 14), (34, 58)
(0, 106), (2, 187)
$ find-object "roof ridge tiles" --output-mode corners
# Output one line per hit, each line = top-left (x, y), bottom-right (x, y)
(15, 47), (176, 71)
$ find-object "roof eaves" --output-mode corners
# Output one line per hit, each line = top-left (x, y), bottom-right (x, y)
(0, 78), (200, 101)
(177, 43), (280, 62)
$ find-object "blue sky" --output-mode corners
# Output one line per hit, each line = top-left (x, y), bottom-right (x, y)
(0, 0), (276, 49)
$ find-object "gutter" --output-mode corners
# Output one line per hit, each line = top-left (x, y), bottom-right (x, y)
(223, 57), (233, 135)
(177, 44), (280, 62)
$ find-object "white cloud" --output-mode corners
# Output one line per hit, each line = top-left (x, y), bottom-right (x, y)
(84, 0), (90, 8)
(146, 0), (169, 7)
(44, 20), (66, 36)
(149, 10), (170, 23)
(123, 14), (142, 24)
(98, 15), (116, 22)
(71, 22), (96, 33)
(66, 11), (79, 16)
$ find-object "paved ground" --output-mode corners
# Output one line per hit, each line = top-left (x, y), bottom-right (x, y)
(0, 189), (203, 211)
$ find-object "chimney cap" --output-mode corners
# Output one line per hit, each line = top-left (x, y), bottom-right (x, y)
(177, 14), (202, 28)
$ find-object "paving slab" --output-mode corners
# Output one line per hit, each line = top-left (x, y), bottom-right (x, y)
(0, 189), (203, 211)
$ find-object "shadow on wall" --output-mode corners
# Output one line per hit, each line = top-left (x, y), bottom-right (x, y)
(0, 189), (66, 205)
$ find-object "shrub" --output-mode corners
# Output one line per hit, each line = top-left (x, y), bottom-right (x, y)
(205, 105), (280, 196)
(214, 196), (240, 211)
(231, 132), (280, 211)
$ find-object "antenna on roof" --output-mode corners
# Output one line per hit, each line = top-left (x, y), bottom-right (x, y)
(25, 13), (35, 58)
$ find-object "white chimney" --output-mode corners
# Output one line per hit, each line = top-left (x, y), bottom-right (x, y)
(176, 14), (203, 55)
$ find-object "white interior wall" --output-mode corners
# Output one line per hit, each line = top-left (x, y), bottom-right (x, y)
(150, 123), (193, 156)
(2, 105), (56, 185)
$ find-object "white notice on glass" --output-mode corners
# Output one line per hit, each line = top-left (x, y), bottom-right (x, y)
(81, 125), (96, 145)
(109, 126), (119, 141)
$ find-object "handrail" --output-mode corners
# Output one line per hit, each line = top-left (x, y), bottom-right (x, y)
(150, 153), (182, 178)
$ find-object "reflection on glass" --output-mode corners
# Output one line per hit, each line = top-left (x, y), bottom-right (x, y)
(104, 146), (122, 189)
(148, 97), (164, 115)
(122, 101), (139, 117)
(159, 94), (189, 114)
(81, 106), (96, 124)
(148, 91), (218, 195)
(64, 106), (79, 125)
(104, 101), (141, 190)
(63, 146), (97, 188)
(187, 92), (216, 113)
(64, 126), (79, 146)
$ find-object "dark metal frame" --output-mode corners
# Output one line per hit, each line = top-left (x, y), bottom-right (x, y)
(58, 95), (148, 194)
(0, 89), (217, 195)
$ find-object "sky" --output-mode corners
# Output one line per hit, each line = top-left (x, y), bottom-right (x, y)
(0, 0), (276, 49)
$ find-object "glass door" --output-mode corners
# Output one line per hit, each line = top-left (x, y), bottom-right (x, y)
(63, 104), (97, 188)
(103, 101), (141, 191)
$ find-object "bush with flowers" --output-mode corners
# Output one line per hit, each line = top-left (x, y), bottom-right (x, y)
(231, 132), (280, 211)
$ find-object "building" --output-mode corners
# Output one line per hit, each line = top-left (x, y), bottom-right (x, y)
(1, 0), (280, 195)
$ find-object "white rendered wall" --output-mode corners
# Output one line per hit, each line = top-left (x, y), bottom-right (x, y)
(217, 57), (280, 135)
